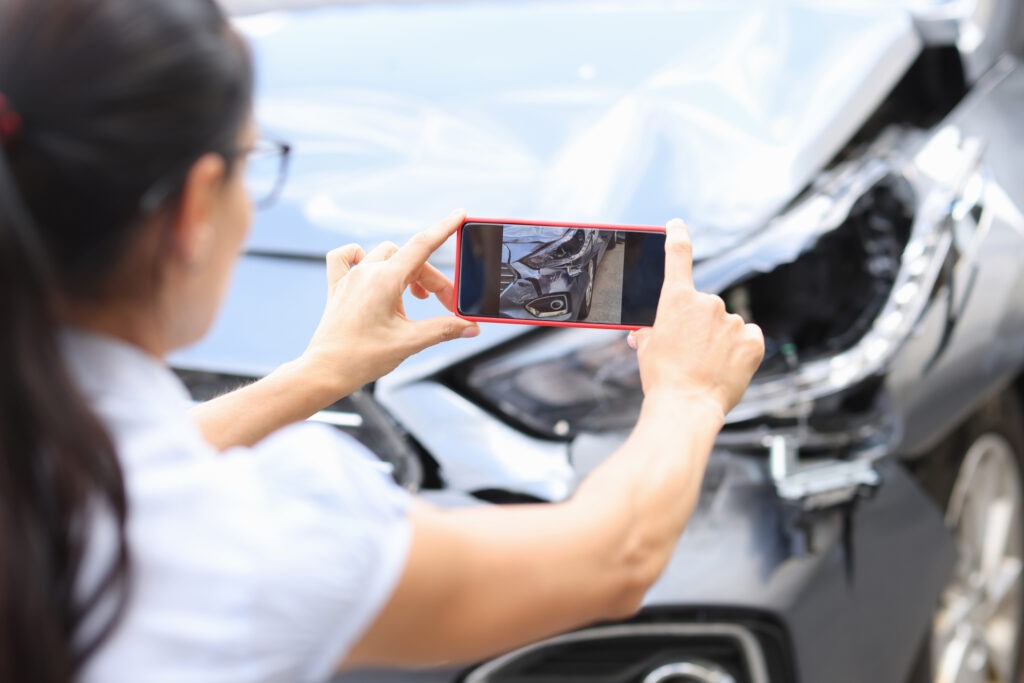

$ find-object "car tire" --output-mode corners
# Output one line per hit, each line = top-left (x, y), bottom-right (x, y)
(578, 259), (596, 320)
(907, 389), (1024, 683)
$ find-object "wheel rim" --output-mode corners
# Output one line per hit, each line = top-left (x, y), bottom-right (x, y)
(933, 433), (1024, 683)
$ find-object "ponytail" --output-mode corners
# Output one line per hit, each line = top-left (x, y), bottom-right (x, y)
(0, 110), (129, 683)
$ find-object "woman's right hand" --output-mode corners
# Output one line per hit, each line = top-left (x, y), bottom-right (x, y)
(193, 212), (478, 451)
(300, 210), (479, 400)
(630, 219), (765, 418)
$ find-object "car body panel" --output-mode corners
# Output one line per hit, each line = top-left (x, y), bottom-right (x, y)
(885, 58), (1024, 455)
(333, 458), (955, 683)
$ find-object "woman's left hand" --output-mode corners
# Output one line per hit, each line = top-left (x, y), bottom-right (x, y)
(300, 209), (480, 399)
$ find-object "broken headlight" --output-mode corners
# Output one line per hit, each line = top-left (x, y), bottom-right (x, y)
(722, 178), (913, 378)
(450, 127), (981, 440)
(521, 229), (593, 269)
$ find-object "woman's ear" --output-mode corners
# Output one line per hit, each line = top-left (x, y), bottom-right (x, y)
(170, 153), (227, 266)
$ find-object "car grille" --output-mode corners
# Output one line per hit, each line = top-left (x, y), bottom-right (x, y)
(500, 263), (517, 291)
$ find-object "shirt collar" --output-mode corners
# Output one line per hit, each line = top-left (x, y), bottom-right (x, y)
(60, 328), (192, 414)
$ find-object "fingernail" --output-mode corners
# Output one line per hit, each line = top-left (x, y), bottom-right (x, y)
(460, 325), (480, 339)
(450, 208), (466, 217)
(626, 332), (638, 350)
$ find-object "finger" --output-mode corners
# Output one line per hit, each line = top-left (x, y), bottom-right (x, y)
(626, 331), (638, 350)
(363, 240), (400, 264)
(745, 323), (766, 360)
(430, 282), (456, 312)
(630, 327), (652, 352)
(409, 314), (480, 353)
(410, 282), (430, 300)
(388, 209), (466, 276)
(326, 244), (366, 284)
(412, 261), (452, 293)
(412, 262), (456, 312)
(662, 218), (694, 291)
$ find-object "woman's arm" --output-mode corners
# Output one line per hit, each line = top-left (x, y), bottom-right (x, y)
(188, 358), (340, 450)
(192, 211), (479, 450)
(344, 219), (764, 668)
(346, 396), (723, 668)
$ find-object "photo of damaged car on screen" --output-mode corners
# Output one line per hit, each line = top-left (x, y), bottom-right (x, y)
(498, 226), (620, 323)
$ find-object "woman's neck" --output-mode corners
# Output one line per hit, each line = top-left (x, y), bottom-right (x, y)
(61, 299), (168, 360)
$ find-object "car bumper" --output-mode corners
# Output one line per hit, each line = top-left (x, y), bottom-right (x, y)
(333, 455), (954, 683)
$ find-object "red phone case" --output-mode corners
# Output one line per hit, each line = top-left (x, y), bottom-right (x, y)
(453, 217), (666, 331)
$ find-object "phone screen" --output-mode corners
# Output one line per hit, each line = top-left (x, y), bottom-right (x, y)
(457, 221), (665, 327)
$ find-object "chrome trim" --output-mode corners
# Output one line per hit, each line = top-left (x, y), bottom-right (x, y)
(643, 661), (737, 683)
(308, 409), (364, 428)
(463, 623), (769, 683)
(774, 457), (882, 510)
(187, 399), (364, 429)
(499, 263), (517, 293)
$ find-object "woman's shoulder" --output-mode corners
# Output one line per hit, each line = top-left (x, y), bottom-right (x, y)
(126, 420), (411, 529)
(84, 422), (414, 683)
(234, 422), (410, 519)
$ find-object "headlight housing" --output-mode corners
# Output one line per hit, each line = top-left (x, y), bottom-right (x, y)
(450, 329), (641, 440)
(448, 126), (984, 442)
(520, 228), (593, 269)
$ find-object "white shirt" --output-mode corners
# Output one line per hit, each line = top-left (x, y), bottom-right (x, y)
(62, 330), (412, 683)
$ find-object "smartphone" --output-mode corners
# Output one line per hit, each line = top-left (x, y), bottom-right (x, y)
(454, 218), (666, 329)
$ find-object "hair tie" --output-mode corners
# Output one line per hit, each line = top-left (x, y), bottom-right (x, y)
(0, 93), (23, 145)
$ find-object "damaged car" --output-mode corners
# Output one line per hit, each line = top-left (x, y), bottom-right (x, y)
(178, 0), (1024, 681)
(499, 225), (613, 322)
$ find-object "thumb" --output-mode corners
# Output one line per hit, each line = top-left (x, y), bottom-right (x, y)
(326, 244), (365, 287)
(628, 327), (652, 352)
(409, 315), (480, 352)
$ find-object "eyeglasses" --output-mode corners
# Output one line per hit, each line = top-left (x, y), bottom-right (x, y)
(239, 137), (292, 211)
(138, 136), (293, 215)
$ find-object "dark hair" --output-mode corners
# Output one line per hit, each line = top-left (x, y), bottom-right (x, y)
(0, 0), (253, 680)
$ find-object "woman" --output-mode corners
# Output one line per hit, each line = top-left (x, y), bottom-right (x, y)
(0, 0), (764, 681)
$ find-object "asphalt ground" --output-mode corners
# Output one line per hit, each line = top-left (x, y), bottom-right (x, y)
(583, 243), (623, 324)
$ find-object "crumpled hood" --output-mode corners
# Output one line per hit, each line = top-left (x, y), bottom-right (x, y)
(501, 224), (574, 252)
(174, 0), (923, 377)
(238, 0), (921, 266)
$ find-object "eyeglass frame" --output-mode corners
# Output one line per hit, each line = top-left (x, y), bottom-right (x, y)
(138, 136), (293, 215)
